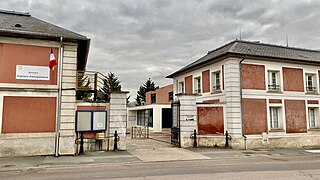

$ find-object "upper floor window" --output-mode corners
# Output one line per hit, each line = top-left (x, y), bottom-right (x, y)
(268, 70), (280, 91)
(151, 94), (156, 104)
(194, 77), (201, 93)
(179, 81), (184, 94)
(212, 71), (221, 92)
(305, 74), (317, 93)
(168, 91), (173, 101)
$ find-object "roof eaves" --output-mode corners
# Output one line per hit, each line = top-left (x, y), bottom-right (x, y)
(166, 52), (231, 78)
(0, 29), (87, 41)
(31, 16), (88, 40)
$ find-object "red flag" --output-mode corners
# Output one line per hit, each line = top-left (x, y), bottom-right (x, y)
(49, 49), (57, 69)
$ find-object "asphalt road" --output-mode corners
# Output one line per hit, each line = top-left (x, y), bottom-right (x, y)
(2, 154), (320, 180)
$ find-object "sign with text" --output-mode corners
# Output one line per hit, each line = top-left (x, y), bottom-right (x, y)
(16, 65), (50, 80)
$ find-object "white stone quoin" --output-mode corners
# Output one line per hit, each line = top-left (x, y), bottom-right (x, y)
(178, 94), (198, 148)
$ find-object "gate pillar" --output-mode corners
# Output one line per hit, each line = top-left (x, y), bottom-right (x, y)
(177, 94), (198, 148)
(108, 92), (128, 150)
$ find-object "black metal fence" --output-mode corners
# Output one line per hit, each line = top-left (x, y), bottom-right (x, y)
(171, 100), (180, 147)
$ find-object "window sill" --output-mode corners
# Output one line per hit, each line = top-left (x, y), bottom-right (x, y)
(267, 90), (283, 94)
(269, 129), (285, 133)
(308, 128), (320, 131)
(305, 92), (319, 95)
(211, 90), (222, 94)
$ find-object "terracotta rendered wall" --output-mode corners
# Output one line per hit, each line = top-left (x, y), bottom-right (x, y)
(2, 96), (56, 133)
(155, 84), (173, 104)
(285, 100), (307, 133)
(283, 67), (304, 92)
(308, 100), (319, 104)
(197, 107), (224, 135)
(241, 64), (265, 90)
(185, 75), (193, 94)
(0, 43), (58, 85)
(269, 99), (282, 103)
(242, 98), (268, 135)
(145, 91), (155, 105)
(202, 70), (210, 93)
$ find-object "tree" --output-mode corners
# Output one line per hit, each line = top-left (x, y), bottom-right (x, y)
(100, 72), (122, 101)
(136, 78), (159, 106)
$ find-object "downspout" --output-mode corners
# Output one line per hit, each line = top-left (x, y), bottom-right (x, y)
(239, 57), (247, 150)
(55, 37), (63, 157)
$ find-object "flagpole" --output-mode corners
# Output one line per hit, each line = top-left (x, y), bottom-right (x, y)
(55, 37), (63, 157)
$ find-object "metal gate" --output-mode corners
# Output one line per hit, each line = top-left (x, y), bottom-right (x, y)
(171, 100), (180, 147)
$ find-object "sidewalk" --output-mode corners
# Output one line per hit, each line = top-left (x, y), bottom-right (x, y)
(1, 138), (320, 172)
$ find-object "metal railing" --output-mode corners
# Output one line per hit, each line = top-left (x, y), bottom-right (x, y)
(306, 86), (317, 93)
(268, 84), (280, 91)
(76, 70), (108, 101)
(212, 85), (221, 92)
(194, 89), (201, 93)
(131, 126), (149, 139)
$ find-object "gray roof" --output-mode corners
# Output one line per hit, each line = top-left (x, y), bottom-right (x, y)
(167, 40), (320, 78)
(0, 10), (90, 70)
(0, 10), (87, 41)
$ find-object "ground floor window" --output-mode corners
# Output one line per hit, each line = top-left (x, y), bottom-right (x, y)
(269, 107), (282, 129)
(308, 107), (319, 129)
(137, 109), (153, 127)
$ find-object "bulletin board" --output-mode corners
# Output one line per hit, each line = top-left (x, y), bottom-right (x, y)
(76, 110), (107, 132)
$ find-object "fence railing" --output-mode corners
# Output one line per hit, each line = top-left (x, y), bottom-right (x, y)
(76, 70), (108, 101)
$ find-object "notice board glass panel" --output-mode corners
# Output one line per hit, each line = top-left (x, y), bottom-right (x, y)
(77, 112), (92, 131)
(93, 111), (106, 131)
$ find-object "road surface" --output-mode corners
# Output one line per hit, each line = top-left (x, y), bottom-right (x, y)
(1, 154), (320, 179)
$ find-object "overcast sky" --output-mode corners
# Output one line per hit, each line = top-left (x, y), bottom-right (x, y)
(1, 0), (320, 101)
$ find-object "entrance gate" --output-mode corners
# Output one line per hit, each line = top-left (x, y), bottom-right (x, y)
(171, 100), (180, 147)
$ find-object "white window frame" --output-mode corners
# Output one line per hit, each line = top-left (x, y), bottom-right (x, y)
(305, 73), (317, 93)
(178, 81), (184, 94)
(268, 104), (284, 131)
(267, 70), (280, 92)
(307, 106), (319, 129)
(212, 71), (221, 92)
(194, 76), (201, 93)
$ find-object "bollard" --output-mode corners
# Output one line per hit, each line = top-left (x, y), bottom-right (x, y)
(225, 130), (231, 148)
(131, 127), (133, 139)
(193, 129), (197, 147)
(79, 132), (84, 155)
(114, 130), (118, 151)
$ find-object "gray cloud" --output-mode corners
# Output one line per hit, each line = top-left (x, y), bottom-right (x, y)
(1, 0), (320, 100)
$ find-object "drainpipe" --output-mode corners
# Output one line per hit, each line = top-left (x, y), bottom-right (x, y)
(55, 37), (63, 157)
(239, 57), (247, 150)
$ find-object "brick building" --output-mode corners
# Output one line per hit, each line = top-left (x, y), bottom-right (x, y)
(0, 10), (90, 156)
(167, 40), (320, 149)
(127, 85), (173, 133)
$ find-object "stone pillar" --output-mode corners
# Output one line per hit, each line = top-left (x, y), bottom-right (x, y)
(224, 58), (242, 137)
(59, 42), (78, 155)
(108, 92), (128, 150)
(178, 94), (197, 148)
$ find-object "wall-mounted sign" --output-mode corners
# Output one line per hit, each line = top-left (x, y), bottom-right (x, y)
(16, 65), (50, 80)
